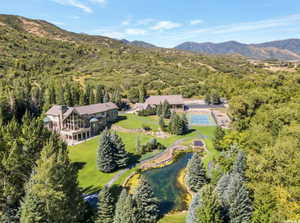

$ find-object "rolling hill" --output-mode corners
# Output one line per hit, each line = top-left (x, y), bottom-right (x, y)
(175, 40), (300, 61)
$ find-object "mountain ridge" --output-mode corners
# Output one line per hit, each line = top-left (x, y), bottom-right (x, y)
(175, 40), (300, 61)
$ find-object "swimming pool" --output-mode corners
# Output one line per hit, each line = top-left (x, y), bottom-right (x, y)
(188, 113), (216, 125)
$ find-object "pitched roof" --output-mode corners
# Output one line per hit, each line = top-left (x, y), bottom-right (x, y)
(145, 95), (184, 105)
(74, 102), (118, 115)
(46, 105), (65, 116)
(46, 102), (118, 116)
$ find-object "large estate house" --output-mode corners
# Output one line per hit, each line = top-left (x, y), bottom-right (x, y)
(144, 95), (184, 109)
(44, 102), (118, 143)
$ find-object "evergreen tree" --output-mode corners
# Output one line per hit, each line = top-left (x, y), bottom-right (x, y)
(156, 103), (162, 116)
(114, 188), (136, 223)
(205, 94), (211, 105)
(168, 113), (188, 135)
(186, 192), (201, 223)
(196, 184), (223, 223)
(138, 84), (147, 103)
(211, 92), (221, 105)
(162, 100), (171, 119)
(103, 91), (110, 103)
(20, 141), (84, 223)
(213, 126), (225, 151)
(97, 129), (116, 173)
(185, 153), (209, 192)
(217, 173), (252, 223)
(231, 151), (246, 178)
(89, 90), (95, 104)
(135, 137), (142, 155)
(95, 186), (115, 223)
(159, 116), (165, 131)
(111, 132), (129, 168)
(134, 176), (159, 223)
(181, 113), (189, 134)
(95, 85), (103, 103)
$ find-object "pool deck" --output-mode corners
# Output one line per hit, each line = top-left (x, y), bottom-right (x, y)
(185, 109), (230, 128)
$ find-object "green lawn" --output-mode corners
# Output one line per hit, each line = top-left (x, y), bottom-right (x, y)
(68, 115), (218, 192)
(158, 212), (187, 223)
(116, 114), (160, 131)
(69, 131), (154, 192)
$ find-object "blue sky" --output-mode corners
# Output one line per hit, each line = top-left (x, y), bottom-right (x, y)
(1, 0), (300, 47)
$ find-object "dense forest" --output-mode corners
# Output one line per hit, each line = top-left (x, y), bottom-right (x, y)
(0, 14), (300, 222)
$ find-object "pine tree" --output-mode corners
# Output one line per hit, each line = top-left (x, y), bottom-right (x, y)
(213, 126), (225, 151)
(196, 184), (223, 223)
(185, 153), (209, 192)
(97, 129), (116, 173)
(156, 103), (162, 116)
(95, 186), (115, 223)
(181, 113), (189, 134)
(111, 132), (129, 168)
(205, 94), (211, 105)
(89, 90), (95, 104)
(134, 176), (160, 223)
(138, 84), (147, 103)
(20, 141), (84, 223)
(135, 137), (142, 155)
(95, 85), (103, 103)
(103, 91), (110, 103)
(159, 116), (165, 131)
(217, 173), (252, 223)
(162, 100), (171, 118)
(187, 192), (201, 223)
(232, 151), (246, 178)
(114, 188), (136, 223)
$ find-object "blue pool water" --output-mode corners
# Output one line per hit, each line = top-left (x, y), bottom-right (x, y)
(189, 114), (215, 125)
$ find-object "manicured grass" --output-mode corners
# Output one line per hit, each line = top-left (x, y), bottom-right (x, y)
(116, 114), (160, 131)
(69, 131), (154, 192)
(158, 212), (187, 223)
(68, 115), (218, 192)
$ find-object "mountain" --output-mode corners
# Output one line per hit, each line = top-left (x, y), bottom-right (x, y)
(121, 39), (157, 48)
(253, 39), (300, 56)
(175, 40), (300, 61)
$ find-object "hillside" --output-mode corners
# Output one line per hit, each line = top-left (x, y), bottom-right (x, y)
(175, 40), (300, 60)
(253, 38), (300, 56)
(0, 14), (262, 98)
(121, 39), (158, 48)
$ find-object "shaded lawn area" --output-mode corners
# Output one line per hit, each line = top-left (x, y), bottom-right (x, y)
(158, 212), (187, 223)
(69, 131), (154, 192)
(116, 114), (160, 131)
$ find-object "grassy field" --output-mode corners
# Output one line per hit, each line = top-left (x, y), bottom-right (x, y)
(116, 114), (160, 131)
(158, 212), (187, 223)
(68, 114), (218, 192)
(69, 131), (154, 192)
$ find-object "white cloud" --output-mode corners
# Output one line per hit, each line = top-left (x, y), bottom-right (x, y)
(190, 14), (300, 35)
(190, 19), (203, 25)
(151, 21), (182, 30)
(89, 0), (107, 6)
(126, 28), (146, 35)
(52, 0), (93, 13)
(137, 18), (156, 26)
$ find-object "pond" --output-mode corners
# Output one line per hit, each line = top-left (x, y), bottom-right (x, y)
(188, 113), (216, 125)
(142, 153), (193, 214)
